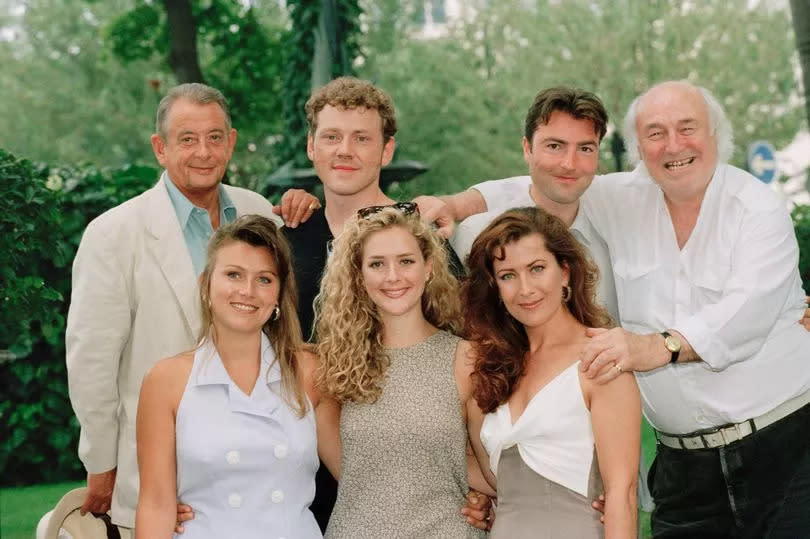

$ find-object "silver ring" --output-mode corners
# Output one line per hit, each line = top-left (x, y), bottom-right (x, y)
(614, 363), (623, 373)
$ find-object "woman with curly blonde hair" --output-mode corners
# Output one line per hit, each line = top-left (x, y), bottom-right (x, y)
(314, 204), (491, 538)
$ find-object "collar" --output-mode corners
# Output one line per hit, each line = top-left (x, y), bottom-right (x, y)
(191, 332), (281, 388)
(190, 333), (282, 418)
(569, 196), (596, 247)
(162, 171), (236, 228)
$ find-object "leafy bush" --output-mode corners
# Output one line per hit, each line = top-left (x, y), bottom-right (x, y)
(792, 204), (810, 293)
(0, 149), (157, 485)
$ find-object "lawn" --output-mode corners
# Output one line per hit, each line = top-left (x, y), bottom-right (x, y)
(0, 422), (657, 538)
(0, 481), (84, 539)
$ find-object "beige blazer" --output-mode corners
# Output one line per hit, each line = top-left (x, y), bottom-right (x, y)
(65, 177), (279, 527)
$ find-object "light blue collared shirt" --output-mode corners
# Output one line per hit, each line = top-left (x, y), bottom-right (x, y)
(164, 173), (237, 276)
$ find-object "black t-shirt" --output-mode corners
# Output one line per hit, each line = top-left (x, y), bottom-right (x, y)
(284, 210), (333, 342)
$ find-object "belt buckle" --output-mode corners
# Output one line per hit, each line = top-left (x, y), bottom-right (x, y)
(719, 425), (739, 446)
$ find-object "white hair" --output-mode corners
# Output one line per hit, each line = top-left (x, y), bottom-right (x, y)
(622, 81), (734, 165)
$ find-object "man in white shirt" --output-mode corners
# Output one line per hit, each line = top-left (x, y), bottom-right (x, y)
(447, 87), (619, 321)
(577, 81), (810, 537)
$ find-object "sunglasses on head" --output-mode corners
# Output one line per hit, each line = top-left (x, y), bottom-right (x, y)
(357, 201), (420, 219)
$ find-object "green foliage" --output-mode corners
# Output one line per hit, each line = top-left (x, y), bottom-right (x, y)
(360, 0), (803, 197)
(0, 148), (157, 486)
(792, 204), (810, 292)
(106, 3), (162, 62)
(0, 151), (65, 358)
(280, 1), (321, 168)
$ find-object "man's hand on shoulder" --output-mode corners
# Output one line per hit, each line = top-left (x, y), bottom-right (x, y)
(81, 468), (116, 515)
(413, 195), (456, 238)
(272, 189), (321, 228)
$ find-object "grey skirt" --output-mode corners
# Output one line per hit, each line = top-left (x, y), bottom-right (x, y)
(490, 446), (603, 539)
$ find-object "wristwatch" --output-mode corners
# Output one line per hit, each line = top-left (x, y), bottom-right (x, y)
(661, 331), (681, 363)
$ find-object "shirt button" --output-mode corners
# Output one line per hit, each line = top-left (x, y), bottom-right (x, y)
(226, 450), (240, 465)
(271, 489), (285, 504)
(274, 444), (288, 459)
(228, 493), (242, 508)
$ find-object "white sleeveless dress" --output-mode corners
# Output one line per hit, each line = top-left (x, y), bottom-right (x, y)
(480, 361), (603, 538)
(173, 334), (321, 539)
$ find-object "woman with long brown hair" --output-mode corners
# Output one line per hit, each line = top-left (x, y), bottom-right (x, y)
(135, 215), (337, 538)
(463, 207), (640, 538)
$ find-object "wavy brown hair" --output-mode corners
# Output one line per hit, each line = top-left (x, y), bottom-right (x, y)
(462, 207), (612, 413)
(305, 76), (397, 143)
(314, 208), (460, 404)
(524, 86), (608, 143)
(199, 214), (307, 416)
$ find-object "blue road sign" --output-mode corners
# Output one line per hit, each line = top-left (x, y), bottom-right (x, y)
(747, 140), (778, 184)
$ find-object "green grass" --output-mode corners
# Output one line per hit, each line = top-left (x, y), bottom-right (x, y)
(0, 481), (84, 539)
(640, 419), (656, 538)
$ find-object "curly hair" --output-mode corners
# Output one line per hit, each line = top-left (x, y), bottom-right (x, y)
(305, 76), (397, 142)
(198, 215), (307, 417)
(462, 207), (612, 413)
(314, 208), (459, 403)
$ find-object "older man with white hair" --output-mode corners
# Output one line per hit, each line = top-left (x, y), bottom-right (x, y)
(577, 81), (810, 537)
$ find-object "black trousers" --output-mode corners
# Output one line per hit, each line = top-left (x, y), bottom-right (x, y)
(311, 461), (337, 533)
(649, 402), (810, 538)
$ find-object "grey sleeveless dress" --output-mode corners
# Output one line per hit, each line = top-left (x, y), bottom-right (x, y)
(325, 330), (487, 539)
(491, 447), (603, 538)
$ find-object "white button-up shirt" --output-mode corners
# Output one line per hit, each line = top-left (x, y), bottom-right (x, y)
(175, 334), (321, 538)
(585, 163), (810, 434)
(453, 175), (619, 321)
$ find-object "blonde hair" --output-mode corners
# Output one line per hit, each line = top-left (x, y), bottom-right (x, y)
(199, 215), (307, 416)
(314, 208), (459, 403)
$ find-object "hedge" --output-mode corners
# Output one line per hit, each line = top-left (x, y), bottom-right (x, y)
(1, 149), (157, 485)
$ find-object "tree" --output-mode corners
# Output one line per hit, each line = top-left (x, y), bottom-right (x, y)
(163, 0), (205, 83)
(0, 0), (162, 166)
(358, 0), (803, 199)
(279, 0), (362, 168)
(792, 0), (810, 127)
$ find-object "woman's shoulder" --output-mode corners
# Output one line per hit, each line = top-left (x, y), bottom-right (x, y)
(140, 350), (196, 409)
(146, 351), (195, 384)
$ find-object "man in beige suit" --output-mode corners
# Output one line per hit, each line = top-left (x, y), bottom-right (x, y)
(65, 83), (279, 534)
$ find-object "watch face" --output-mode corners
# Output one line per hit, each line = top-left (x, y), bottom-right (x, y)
(665, 335), (681, 352)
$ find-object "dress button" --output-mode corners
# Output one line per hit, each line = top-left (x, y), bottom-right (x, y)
(274, 444), (288, 459)
(226, 450), (240, 465)
(271, 489), (285, 504)
(228, 493), (242, 508)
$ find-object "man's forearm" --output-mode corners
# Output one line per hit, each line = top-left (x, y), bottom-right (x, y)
(439, 189), (488, 222)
